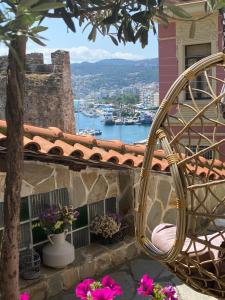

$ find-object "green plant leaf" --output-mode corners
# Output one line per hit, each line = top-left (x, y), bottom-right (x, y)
(88, 26), (97, 42)
(109, 35), (118, 45)
(30, 2), (65, 12)
(216, 0), (225, 9)
(20, 0), (40, 9)
(31, 26), (48, 33)
(61, 9), (76, 32)
(29, 35), (46, 46)
(167, 4), (192, 19)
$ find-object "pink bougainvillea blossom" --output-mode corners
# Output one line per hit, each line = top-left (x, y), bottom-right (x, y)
(20, 293), (29, 300)
(163, 285), (178, 300)
(91, 287), (114, 300)
(137, 274), (154, 297)
(76, 278), (95, 300)
(101, 275), (123, 297)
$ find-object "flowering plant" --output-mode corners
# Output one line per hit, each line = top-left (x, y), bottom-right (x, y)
(91, 214), (121, 239)
(39, 204), (79, 234)
(75, 275), (123, 300)
(20, 293), (29, 300)
(137, 274), (178, 300)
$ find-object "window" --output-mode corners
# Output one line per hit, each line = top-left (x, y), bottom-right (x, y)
(185, 43), (211, 100)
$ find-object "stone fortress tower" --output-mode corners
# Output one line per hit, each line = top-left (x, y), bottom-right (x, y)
(0, 50), (75, 133)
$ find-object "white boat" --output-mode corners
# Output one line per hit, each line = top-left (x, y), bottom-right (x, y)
(115, 118), (123, 125)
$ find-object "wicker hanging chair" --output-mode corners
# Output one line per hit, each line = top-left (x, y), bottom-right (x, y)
(136, 52), (225, 299)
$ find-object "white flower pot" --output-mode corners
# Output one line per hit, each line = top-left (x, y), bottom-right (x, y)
(42, 231), (75, 268)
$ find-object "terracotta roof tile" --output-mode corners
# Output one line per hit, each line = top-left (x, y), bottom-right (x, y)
(96, 139), (125, 152)
(33, 136), (63, 155)
(73, 143), (102, 161)
(124, 144), (146, 155)
(92, 147), (119, 164)
(24, 137), (41, 152)
(63, 132), (96, 146)
(54, 140), (77, 156)
(0, 121), (224, 180)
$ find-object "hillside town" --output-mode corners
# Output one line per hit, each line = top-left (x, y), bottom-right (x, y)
(0, 1), (225, 300)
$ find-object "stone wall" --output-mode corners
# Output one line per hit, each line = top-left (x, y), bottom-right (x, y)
(0, 51), (75, 133)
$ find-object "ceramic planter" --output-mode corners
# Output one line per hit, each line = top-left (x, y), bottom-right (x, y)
(42, 231), (74, 268)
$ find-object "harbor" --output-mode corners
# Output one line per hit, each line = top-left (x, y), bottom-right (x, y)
(75, 100), (158, 144)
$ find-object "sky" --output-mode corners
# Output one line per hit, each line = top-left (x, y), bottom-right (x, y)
(0, 18), (159, 63)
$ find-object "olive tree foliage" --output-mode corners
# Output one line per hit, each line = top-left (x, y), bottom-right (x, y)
(0, 1), (224, 300)
(0, 0), (223, 51)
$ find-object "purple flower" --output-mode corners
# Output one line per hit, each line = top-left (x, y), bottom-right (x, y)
(75, 278), (95, 300)
(20, 293), (29, 300)
(163, 285), (178, 300)
(91, 288), (114, 300)
(137, 274), (154, 297)
(101, 275), (123, 296)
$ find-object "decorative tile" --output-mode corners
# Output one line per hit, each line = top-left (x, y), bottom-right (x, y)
(50, 188), (69, 207)
(73, 228), (89, 248)
(30, 192), (50, 218)
(89, 200), (104, 222)
(73, 205), (88, 230)
(20, 223), (30, 249)
(105, 197), (117, 214)
(20, 197), (29, 221)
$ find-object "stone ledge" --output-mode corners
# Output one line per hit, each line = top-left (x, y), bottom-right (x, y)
(20, 236), (140, 300)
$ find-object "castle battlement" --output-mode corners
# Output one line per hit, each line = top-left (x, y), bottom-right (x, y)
(0, 50), (75, 133)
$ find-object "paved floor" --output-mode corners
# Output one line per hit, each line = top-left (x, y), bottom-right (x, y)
(50, 254), (215, 300)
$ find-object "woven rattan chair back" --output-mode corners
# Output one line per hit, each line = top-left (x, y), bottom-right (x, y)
(136, 52), (225, 299)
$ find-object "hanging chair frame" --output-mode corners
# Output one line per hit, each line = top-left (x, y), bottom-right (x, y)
(137, 52), (225, 262)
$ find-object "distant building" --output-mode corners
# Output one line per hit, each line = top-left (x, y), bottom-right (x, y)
(158, 1), (224, 160)
(0, 50), (75, 133)
(159, 1), (222, 100)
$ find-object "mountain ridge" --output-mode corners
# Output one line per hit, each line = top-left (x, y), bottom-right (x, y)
(71, 58), (159, 99)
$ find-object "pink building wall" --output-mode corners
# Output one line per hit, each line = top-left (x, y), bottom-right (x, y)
(158, 15), (225, 161)
(158, 23), (177, 102)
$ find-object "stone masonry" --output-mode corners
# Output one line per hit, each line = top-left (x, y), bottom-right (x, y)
(0, 51), (75, 133)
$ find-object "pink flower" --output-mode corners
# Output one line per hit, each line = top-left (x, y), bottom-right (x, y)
(75, 278), (95, 300)
(20, 293), (29, 300)
(163, 285), (178, 300)
(91, 288), (114, 300)
(101, 275), (123, 296)
(137, 274), (154, 296)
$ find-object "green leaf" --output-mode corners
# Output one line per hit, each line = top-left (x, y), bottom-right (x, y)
(88, 26), (97, 42)
(29, 35), (46, 46)
(216, 0), (225, 9)
(189, 21), (196, 38)
(167, 4), (192, 19)
(20, 0), (40, 9)
(140, 28), (148, 48)
(31, 26), (48, 33)
(61, 9), (76, 32)
(30, 2), (65, 12)
(131, 11), (149, 26)
(109, 35), (118, 46)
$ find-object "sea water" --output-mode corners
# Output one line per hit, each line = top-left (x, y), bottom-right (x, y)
(74, 100), (151, 145)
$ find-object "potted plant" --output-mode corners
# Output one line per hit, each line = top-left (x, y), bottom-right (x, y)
(91, 214), (127, 245)
(39, 204), (79, 268)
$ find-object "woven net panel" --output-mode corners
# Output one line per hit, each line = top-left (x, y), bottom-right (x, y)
(136, 52), (225, 299)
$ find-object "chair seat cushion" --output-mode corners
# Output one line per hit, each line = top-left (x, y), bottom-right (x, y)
(151, 223), (225, 261)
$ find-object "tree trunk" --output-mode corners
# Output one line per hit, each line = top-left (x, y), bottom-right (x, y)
(0, 35), (26, 300)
